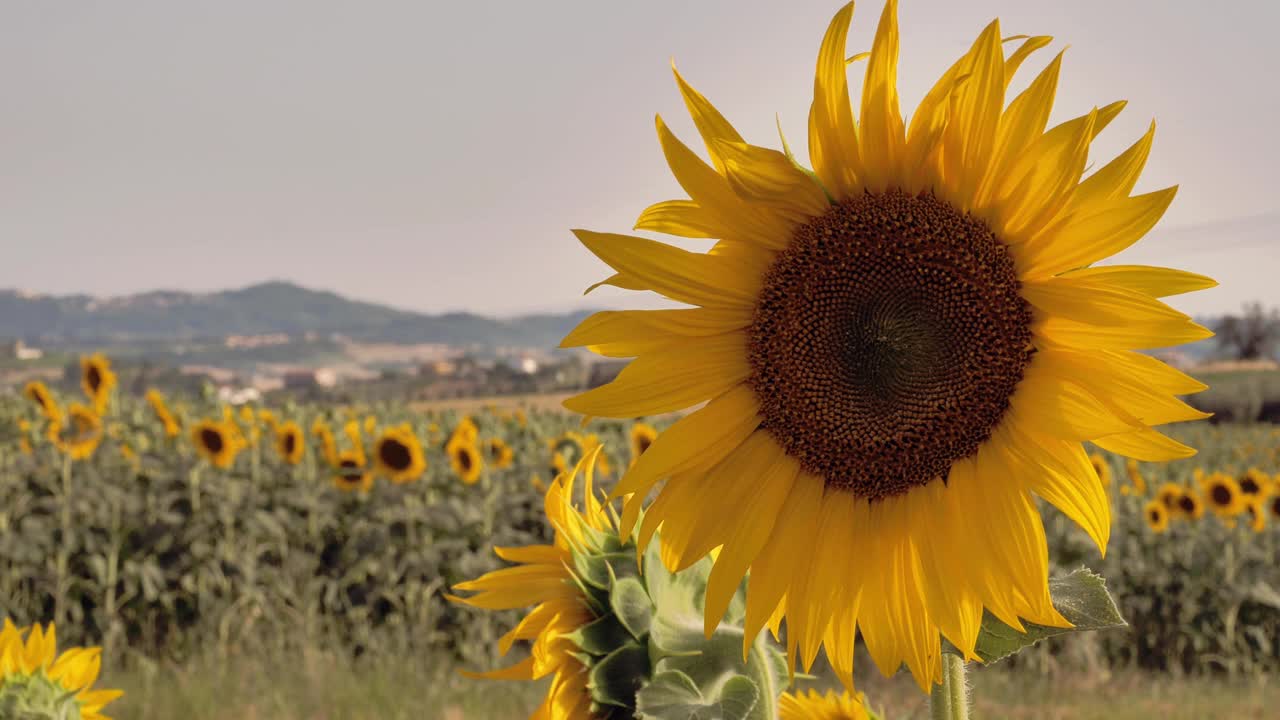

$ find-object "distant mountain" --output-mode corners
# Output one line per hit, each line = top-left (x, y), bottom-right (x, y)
(0, 281), (597, 349)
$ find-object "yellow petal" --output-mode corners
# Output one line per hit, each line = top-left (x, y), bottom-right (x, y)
(940, 19), (1004, 208)
(858, 0), (905, 192)
(1069, 121), (1155, 212)
(975, 51), (1062, 210)
(808, 3), (862, 199)
(1092, 427), (1196, 461)
(1008, 361), (1141, 441)
(634, 199), (720, 239)
(1059, 265), (1217, 299)
(560, 307), (753, 357)
(711, 138), (829, 221)
(671, 61), (745, 175)
(1003, 423), (1110, 553)
(1017, 186), (1178, 279)
(743, 472), (825, 654)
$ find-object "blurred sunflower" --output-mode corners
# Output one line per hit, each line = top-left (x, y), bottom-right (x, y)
(1244, 499), (1267, 533)
(1201, 473), (1245, 522)
(79, 354), (117, 412)
(1174, 489), (1203, 521)
(373, 425), (426, 484)
(1268, 494), (1280, 522)
(1087, 452), (1111, 489)
(1237, 468), (1271, 498)
(779, 688), (876, 720)
(1125, 459), (1148, 496)
(274, 421), (306, 466)
(332, 449), (373, 493)
(561, 0), (1212, 688)
(50, 403), (103, 461)
(630, 422), (658, 464)
(363, 414), (378, 436)
(22, 380), (61, 422)
(145, 389), (182, 438)
(0, 619), (123, 720)
(258, 409), (278, 428)
(1143, 500), (1169, 534)
(191, 419), (240, 469)
(17, 419), (33, 455)
(485, 437), (515, 469)
(311, 419), (339, 466)
(1154, 482), (1182, 512)
(449, 440), (483, 485)
(447, 447), (611, 720)
(449, 416), (480, 448)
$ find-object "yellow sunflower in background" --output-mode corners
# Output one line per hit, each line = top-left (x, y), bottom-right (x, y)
(1268, 494), (1280, 522)
(145, 389), (182, 438)
(562, 0), (1212, 689)
(50, 403), (103, 461)
(449, 440), (484, 485)
(485, 437), (515, 469)
(1154, 482), (1183, 513)
(373, 425), (427, 484)
(1143, 500), (1169, 534)
(1124, 459), (1148, 496)
(79, 354), (117, 412)
(1244, 499), (1267, 533)
(779, 688), (875, 720)
(258, 409), (277, 428)
(1237, 468), (1271, 498)
(363, 414), (378, 436)
(629, 422), (658, 464)
(448, 448), (611, 720)
(1088, 452), (1112, 490)
(0, 619), (123, 720)
(311, 419), (339, 466)
(274, 421), (306, 466)
(1201, 473), (1245, 522)
(191, 419), (240, 469)
(449, 416), (480, 448)
(1174, 489), (1203, 521)
(332, 449), (373, 493)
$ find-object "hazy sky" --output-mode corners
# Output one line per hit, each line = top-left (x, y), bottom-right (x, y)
(1, 1), (1275, 317)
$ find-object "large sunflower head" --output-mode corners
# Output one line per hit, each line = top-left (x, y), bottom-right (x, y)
(274, 421), (307, 466)
(79, 354), (116, 412)
(779, 688), (878, 720)
(449, 440), (484, 485)
(1143, 500), (1169, 534)
(22, 381), (60, 422)
(373, 425), (426, 483)
(145, 389), (182, 438)
(51, 403), (103, 461)
(561, 0), (1213, 690)
(191, 419), (241, 469)
(332, 449), (373, 493)
(0, 619), (123, 720)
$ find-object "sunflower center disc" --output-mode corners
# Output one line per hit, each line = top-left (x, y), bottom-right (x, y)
(200, 428), (225, 454)
(380, 439), (412, 470)
(746, 191), (1034, 501)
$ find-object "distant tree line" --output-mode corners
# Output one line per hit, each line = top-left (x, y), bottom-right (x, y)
(1217, 302), (1280, 361)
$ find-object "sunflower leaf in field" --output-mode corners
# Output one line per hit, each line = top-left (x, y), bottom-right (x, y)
(957, 567), (1126, 663)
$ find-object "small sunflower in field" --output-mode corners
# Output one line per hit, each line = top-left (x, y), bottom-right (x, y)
(363, 414), (378, 436)
(562, 0), (1212, 688)
(1244, 499), (1267, 533)
(23, 381), (61, 422)
(448, 448), (613, 720)
(258, 408), (277, 428)
(1125, 459), (1148, 496)
(779, 688), (877, 720)
(1155, 482), (1183, 513)
(449, 416), (479, 448)
(191, 419), (240, 469)
(1201, 473), (1246, 523)
(145, 389), (181, 438)
(373, 425), (426, 484)
(50, 404), (103, 461)
(629, 422), (658, 464)
(0, 619), (123, 720)
(1143, 500), (1169, 534)
(311, 419), (339, 466)
(79, 354), (116, 412)
(1237, 468), (1271, 498)
(332, 449), (373, 493)
(1174, 489), (1203, 521)
(1088, 453), (1112, 490)
(274, 421), (306, 466)
(548, 431), (585, 460)
(449, 440), (483, 485)
(485, 437), (515, 469)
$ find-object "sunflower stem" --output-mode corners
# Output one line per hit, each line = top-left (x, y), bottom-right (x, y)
(930, 654), (970, 720)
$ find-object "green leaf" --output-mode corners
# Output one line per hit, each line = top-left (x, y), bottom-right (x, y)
(611, 576), (655, 640)
(567, 614), (635, 656)
(635, 670), (760, 720)
(589, 642), (651, 709)
(961, 567), (1127, 663)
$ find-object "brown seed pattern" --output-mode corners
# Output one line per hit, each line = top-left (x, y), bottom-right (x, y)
(379, 438), (412, 471)
(746, 191), (1034, 501)
(200, 428), (225, 454)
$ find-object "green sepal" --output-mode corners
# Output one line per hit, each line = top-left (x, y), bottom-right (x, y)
(610, 575), (654, 641)
(575, 550), (641, 590)
(588, 642), (652, 709)
(567, 613), (635, 656)
(949, 567), (1127, 663)
(635, 669), (760, 720)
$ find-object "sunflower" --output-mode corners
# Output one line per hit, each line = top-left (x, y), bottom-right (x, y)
(191, 419), (240, 469)
(145, 389), (182, 438)
(561, 0), (1212, 689)
(79, 354), (117, 412)
(449, 440), (484, 485)
(779, 688), (875, 720)
(332, 449), (373, 492)
(1125, 459), (1148, 496)
(1143, 500), (1169, 534)
(629, 423), (659, 465)
(50, 403), (103, 461)
(258, 409), (278, 428)
(485, 437), (515, 469)
(0, 619), (123, 719)
(449, 416), (480, 448)
(17, 419), (33, 456)
(311, 419), (339, 466)
(447, 448), (612, 720)
(22, 380), (60, 420)
(1237, 468), (1271, 498)
(1174, 489), (1204, 521)
(1087, 452), (1112, 490)
(1201, 473), (1245, 521)
(274, 421), (306, 466)
(1154, 482), (1183, 513)
(373, 425), (427, 483)
(1244, 498), (1267, 533)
